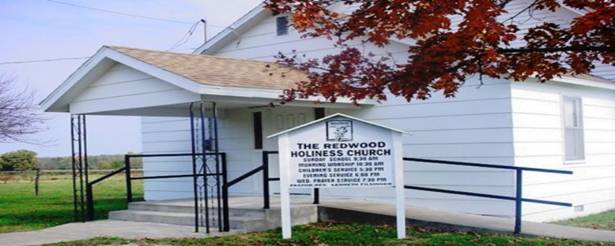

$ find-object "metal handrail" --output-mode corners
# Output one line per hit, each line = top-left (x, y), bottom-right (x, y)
(227, 166), (263, 187)
(85, 166), (127, 220)
(89, 167), (126, 186)
(261, 150), (318, 209)
(403, 158), (573, 234)
(403, 157), (573, 174)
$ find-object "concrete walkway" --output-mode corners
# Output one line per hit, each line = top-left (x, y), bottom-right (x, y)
(320, 199), (615, 242)
(2, 197), (614, 245)
(0, 220), (236, 246)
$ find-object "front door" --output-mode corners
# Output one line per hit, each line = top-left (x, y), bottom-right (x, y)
(263, 107), (315, 195)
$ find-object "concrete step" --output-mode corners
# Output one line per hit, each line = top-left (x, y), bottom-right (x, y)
(108, 210), (268, 231)
(111, 201), (318, 233)
(128, 202), (268, 218)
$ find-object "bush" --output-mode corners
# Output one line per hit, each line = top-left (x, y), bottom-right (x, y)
(0, 150), (38, 171)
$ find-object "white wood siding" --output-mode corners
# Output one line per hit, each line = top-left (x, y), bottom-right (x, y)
(510, 82), (615, 222)
(139, 3), (613, 221)
(204, 13), (518, 217)
(141, 108), (266, 200)
(322, 77), (516, 217)
(70, 64), (199, 114)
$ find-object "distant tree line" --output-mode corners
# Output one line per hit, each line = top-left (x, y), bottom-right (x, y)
(0, 150), (143, 171)
(38, 153), (143, 170)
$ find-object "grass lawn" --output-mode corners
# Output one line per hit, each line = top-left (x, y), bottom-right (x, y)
(0, 174), (142, 233)
(47, 222), (612, 246)
(556, 210), (615, 231)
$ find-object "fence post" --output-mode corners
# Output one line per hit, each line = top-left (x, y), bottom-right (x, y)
(86, 184), (94, 221)
(514, 169), (523, 234)
(263, 151), (270, 209)
(124, 155), (133, 203)
(222, 153), (230, 232)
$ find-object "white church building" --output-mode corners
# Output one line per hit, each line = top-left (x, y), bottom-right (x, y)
(41, 1), (615, 225)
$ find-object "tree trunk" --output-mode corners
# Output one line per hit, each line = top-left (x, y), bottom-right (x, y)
(34, 169), (40, 196)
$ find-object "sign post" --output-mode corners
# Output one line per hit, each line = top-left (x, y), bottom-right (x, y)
(269, 113), (406, 239)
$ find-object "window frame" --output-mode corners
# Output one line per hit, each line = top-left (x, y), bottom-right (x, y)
(561, 95), (586, 164)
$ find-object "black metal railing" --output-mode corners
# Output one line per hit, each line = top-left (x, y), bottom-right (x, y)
(124, 153), (227, 233)
(85, 166), (126, 220)
(84, 152), (228, 233)
(403, 157), (573, 234)
(261, 151), (319, 209)
(221, 149), (314, 226)
(219, 150), (281, 231)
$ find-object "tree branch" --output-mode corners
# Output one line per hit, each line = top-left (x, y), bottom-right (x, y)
(499, 46), (615, 53)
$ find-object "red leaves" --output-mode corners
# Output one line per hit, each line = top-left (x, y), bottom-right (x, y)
(264, 0), (615, 103)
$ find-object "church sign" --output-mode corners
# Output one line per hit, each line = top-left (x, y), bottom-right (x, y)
(288, 118), (395, 188)
(269, 113), (406, 240)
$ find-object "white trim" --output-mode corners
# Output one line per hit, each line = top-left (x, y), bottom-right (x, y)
(268, 113), (405, 138)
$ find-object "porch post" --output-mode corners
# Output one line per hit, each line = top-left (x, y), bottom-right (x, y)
(70, 116), (79, 222)
(212, 102), (223, 232)
(70, 115), (88, 222)
(124, 155), (133, 203)
(189, 103), (200, 233)
(77, 115), (85, 222)
(83, 115), (92, 221)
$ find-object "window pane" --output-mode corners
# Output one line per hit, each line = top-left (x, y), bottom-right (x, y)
(563, 97), (585, 161)
(563, 98), (575, 128)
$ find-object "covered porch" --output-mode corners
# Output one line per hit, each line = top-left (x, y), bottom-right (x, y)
(40, 46), (364, 233)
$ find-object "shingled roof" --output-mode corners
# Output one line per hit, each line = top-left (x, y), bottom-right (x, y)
(110, 46), (308, 90)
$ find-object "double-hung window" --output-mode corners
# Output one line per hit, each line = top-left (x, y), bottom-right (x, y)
(562, 96), (585, 162)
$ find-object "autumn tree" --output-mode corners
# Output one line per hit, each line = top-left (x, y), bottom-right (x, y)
(264, 0), (615, 102)
(0, 77), (43, 142)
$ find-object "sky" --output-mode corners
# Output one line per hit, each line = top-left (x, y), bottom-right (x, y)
(0, 0), (262, 157)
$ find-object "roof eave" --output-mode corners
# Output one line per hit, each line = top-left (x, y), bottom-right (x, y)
(551, 75), (615, 91)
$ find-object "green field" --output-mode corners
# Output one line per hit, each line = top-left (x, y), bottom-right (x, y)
(48, 223), (612, 246)
(556, 210), (615, 231)
(1, 174), (613, 245)
(0, 173), (142, 233)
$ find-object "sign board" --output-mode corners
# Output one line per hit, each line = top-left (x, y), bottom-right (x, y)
(288, 119), (395, 188)
(269, 113), (406, 240)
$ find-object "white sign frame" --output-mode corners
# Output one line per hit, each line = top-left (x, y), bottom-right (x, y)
(271, 113), (406, 239)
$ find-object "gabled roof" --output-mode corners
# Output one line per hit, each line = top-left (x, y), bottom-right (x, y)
(40, 46), (311, 112)
(268, 113), (405, 138)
